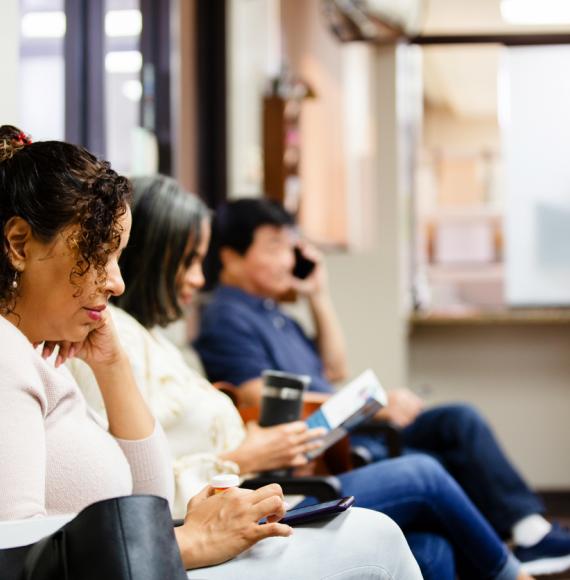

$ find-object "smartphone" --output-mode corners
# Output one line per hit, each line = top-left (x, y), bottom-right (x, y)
(293, 246), (316, 279)
(280, 496), (355, 526)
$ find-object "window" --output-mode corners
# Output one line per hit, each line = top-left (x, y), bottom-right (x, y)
(414, 45), (504, 313)
(19, 0), (65, 141)
(104, 0), (143, 174)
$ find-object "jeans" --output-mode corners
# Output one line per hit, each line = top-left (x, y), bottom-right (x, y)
(317, 455), (519, 580)
(407, 532), (456, 580)
(351, 403), (545, 537)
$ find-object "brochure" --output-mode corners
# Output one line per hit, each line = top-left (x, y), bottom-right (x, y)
(305, 369), (387, 460)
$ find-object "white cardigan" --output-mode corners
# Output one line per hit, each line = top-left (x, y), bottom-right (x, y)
(69, 305), (246, 518)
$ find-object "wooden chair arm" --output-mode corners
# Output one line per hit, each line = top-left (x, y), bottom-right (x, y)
(212, 381), (240, 406)
(212, 381), (323, 423)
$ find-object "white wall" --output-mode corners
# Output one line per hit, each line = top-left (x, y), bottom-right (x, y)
(326, 252), (406, 387)
(283, 45), (417, 390)
(410, 324), (570, 488)
(0, 1), (20, 125)
(325, 45), (419, 390)
(330, 44), (570, 488)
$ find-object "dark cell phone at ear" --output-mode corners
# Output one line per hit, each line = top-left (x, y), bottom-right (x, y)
(293, 246), (316, 279)
(280, 496), (355, 526)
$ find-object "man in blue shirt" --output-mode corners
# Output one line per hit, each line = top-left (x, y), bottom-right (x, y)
(195, 198), (570, 576)
(196, 284), (333, 393)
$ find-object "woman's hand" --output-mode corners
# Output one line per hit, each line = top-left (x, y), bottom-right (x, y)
(175, 483), (292, 569)
(40, 309), (123, 369)
(41, 309), (155, 440)
(223, 421), (326, 474)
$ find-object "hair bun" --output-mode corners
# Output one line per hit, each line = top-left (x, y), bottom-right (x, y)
(0, 125), (32, 163)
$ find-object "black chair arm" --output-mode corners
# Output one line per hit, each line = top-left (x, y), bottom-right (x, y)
(241, 475), (342, 501)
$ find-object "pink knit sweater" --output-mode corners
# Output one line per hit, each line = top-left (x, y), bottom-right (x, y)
(0, 315), (174, 520)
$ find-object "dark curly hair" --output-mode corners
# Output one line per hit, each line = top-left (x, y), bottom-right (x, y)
(0, 124), (132, 315)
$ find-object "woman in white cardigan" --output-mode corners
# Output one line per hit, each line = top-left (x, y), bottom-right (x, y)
(70, 174), (531, 580)
(0, 125), (421, 580)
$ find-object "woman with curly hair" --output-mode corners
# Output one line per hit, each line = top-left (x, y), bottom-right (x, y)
(0, 125), (422, 579)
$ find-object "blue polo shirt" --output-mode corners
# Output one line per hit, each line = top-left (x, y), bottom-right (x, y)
(194, 285), (334, 393)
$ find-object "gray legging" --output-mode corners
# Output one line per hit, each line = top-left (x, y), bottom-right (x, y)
(188, 508), (422, 580)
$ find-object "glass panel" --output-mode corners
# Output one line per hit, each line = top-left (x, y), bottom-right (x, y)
(104, 0), (142, 174)
(414, 45), (504, 313)
(19, 0), (65, 141)
(503, 45), (570, 306)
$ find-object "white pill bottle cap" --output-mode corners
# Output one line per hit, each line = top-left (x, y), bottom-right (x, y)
(210, 474), (240, 489)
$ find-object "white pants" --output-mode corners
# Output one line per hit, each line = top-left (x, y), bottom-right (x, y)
(188, 508), (423, 580)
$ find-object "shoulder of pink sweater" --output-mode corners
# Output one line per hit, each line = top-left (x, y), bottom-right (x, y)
(0, 316), (52, 412)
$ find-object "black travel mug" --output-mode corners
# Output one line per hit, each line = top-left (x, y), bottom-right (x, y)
(258, 370), (311, 427)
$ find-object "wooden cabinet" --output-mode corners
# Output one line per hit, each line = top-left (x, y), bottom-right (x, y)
(262, 84), (310, 211)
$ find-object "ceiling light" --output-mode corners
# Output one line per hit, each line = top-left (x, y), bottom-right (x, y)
(105, 10), (142, 37)
(105, 51), (142, 74)
(501, 0), (570, 25)
(122, 79), (143, 101)
(21, 11), (66, 38)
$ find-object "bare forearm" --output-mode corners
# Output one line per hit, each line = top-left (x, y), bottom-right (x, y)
(308, 292), (348, 381)
(220, 446), (252, 474)
(90, 353), (155, 440)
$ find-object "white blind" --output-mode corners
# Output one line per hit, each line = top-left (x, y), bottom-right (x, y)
(503, 45), (570, 306)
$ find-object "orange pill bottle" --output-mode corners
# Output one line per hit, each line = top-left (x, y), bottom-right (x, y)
(210, 473), (240, 494)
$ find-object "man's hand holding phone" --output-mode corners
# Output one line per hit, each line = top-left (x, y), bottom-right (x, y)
(291, 243), (328, 297)
(293, 246), (317, 280)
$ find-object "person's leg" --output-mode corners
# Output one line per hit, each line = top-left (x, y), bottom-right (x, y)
(187, 508), (422, 580)
(337, 455), (520, 580)
(406, 532), (456, 580)
(401, 404), (544, 537)
(349, 431), (391, 462)
(289, 501), (455, 579)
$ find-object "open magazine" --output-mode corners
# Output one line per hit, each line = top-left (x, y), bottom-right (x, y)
(305, 369), (388, 460)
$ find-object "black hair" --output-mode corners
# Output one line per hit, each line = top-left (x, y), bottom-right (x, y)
(114, 174), (210, 328)
(0, 124), (131, 315)
(203, 197), (295, 289)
